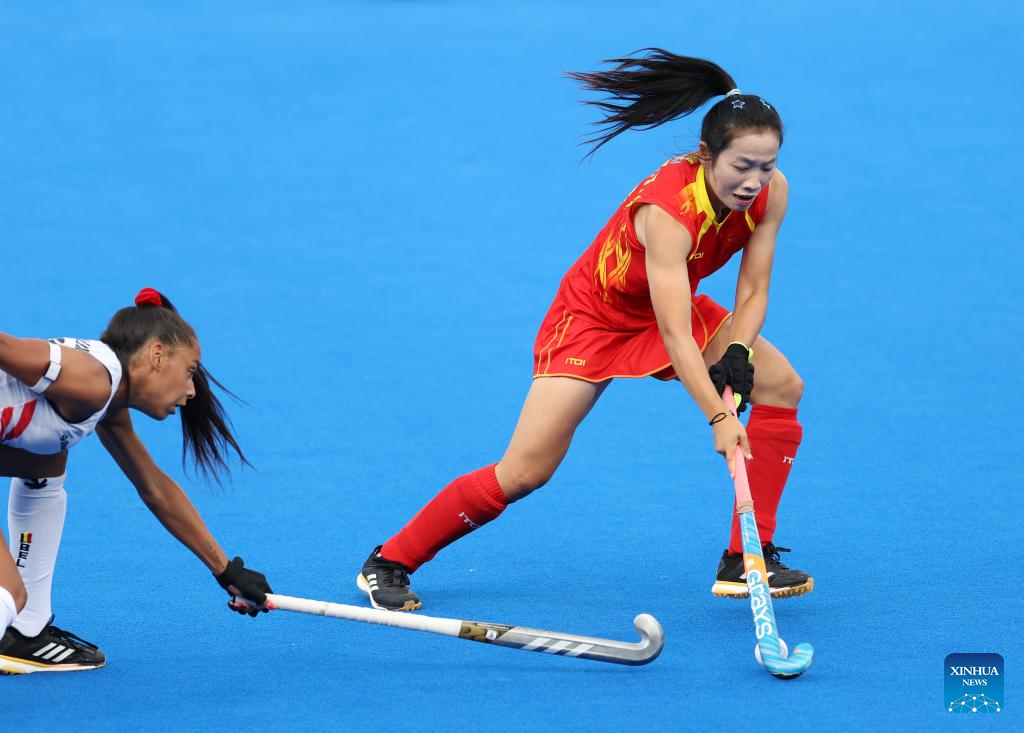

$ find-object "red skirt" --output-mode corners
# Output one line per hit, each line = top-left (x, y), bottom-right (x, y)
(533, 294), (730, 382)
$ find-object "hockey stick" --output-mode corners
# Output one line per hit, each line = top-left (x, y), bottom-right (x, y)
(235, 593), (663, 666)
(724, 388), (813, 679)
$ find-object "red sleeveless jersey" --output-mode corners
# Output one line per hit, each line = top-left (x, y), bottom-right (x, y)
(558, 154), (770, 330)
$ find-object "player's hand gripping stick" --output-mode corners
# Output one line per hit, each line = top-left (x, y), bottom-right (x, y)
(216, 557), (273, 616)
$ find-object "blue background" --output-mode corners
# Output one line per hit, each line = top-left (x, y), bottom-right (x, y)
(1, 1), (1020, 730)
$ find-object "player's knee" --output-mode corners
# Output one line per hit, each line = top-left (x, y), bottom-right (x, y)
(755, 367), (803, 408)
(779, 369), (803, 407)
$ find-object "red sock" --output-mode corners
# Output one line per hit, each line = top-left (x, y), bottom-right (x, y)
(728, 405), (802, 554)
(381, 464), (509, 571)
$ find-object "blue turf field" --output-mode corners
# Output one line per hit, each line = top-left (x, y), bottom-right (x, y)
(1, 1), (1021, 730)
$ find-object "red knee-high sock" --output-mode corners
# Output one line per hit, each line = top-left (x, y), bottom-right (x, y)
(381, 464), (509, 571)
(728, 405), (802, 554)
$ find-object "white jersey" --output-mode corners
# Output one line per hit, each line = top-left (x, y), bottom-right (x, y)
(0, 338), (122, 455)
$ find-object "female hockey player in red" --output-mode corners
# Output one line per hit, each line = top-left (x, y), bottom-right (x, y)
(0, 289), (272, 673)
(358, 50), (812, 610)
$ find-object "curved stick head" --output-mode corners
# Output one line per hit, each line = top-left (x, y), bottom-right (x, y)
(632, 613), (665, 664)
(766, 642), (814, 679)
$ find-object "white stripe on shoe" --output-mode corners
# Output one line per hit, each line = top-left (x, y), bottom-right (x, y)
(52, 648), (75, 663)
(33, 643), (57, 657)
(43, 645), (67, 660)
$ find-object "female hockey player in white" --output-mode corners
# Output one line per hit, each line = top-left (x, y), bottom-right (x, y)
(0, 539), (26, 635)
(0, 288), (272, 674)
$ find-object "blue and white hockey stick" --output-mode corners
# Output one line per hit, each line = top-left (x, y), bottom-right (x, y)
(724, 388), (813, 679)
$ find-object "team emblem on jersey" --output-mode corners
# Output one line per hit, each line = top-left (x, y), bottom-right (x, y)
(0, 400), (38, 445)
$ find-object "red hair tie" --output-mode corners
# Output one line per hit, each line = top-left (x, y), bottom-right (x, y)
(134, 288), (164, 308)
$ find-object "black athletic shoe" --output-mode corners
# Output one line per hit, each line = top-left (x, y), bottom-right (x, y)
(356, 545), (422, 611)
(711, 543), (814, 599)
(0, 617), (105, 674)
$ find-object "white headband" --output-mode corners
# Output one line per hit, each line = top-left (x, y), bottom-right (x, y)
(725, 88), (742, 97)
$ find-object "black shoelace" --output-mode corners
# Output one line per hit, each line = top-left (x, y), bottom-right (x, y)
(47, 624), (98, 651)
(376, 558), (411, 589)
(763, 543), (791, 568)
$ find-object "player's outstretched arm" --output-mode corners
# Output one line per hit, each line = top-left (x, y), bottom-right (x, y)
(96, 407), (272, 615)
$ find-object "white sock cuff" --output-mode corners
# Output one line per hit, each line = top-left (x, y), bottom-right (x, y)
(0, 586), (16, 630)
(11, 473), (67, 495)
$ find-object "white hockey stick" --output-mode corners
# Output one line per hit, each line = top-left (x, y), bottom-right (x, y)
(236, 593), (663, 666)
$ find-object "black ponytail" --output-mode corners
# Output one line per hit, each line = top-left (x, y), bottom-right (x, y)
(101, 289), (249, 481)
(568, 49), (783, 158)
(179, 360), (249, 482)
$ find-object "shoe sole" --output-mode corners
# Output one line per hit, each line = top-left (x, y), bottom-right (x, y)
(356, 573), (422, 612)
(711, 577), (815, 599)
(0, 654), (105, 674)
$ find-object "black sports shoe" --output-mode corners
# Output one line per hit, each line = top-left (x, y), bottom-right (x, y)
(711, 543), (814, 599)
(356, 546), (422, 611)
(0, 617), (105, 674)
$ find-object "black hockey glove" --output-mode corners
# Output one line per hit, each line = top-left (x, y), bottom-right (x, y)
(215, 556), (272, 616)
(708, 342), (755, 413)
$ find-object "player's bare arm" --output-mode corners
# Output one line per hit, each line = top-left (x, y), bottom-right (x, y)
(97, 407), (229, 574)
(730, 170), (789, 348)
(640, 204), (751, 473)
(0, 333), (110, 424)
